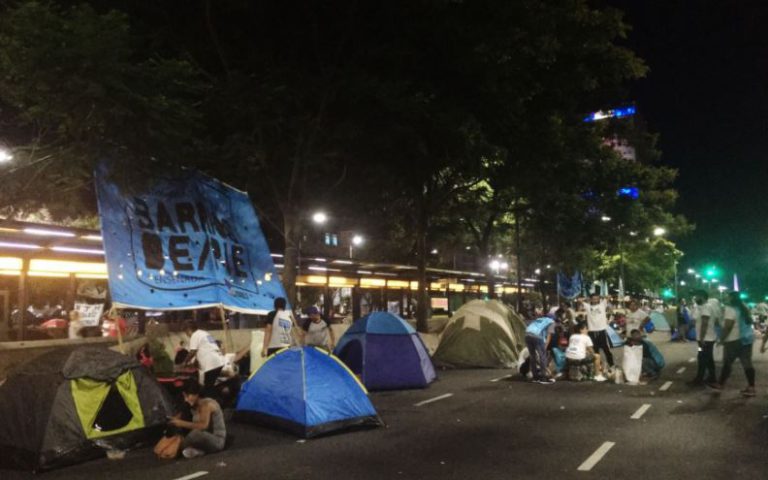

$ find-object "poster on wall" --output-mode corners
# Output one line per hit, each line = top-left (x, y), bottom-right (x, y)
(95, 163), (287, 314)
(75, 302), (105, 327)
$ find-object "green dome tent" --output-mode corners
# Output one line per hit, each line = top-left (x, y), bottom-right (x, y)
(433, 300), (526, 368)
(0, 348), (173, 472)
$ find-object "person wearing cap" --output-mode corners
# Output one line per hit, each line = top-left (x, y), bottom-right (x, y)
(301, 306), (336, 352)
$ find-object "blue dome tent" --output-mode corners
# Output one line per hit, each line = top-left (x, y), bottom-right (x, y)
(334, 312), (436, 390)
(234, 347), (381, 438)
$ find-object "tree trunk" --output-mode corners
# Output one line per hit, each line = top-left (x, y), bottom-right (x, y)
(415, 204), (429, 333)
(282, 210), (300, 307)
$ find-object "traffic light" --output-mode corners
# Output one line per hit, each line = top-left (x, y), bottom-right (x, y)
(661, 288), (674, 299)
(739, 292), (748, 300)
(704, 265), (719, 279)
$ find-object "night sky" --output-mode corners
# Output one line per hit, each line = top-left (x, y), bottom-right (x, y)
(609, 1), (768, 295)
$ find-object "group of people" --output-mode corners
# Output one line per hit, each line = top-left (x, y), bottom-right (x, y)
(524, 294), (664, 384)
(523, 288), (760, 397)
(166, 297), (335, 459)
(689, 290), (757, 396)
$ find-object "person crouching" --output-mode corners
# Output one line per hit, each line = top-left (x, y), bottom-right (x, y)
(168, 382), (227, 459)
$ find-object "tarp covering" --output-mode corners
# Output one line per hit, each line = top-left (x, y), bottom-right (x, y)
(95, 163), (286, 314)
(234, 347), (381, 438)
(334, 312), (436, 390)
(0, 348), (172, 471)
(433, 300), (526, 368)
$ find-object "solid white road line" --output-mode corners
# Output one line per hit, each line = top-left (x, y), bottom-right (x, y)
(172, 472), (209, 480)
(688, 357), (696, 363)
(490, 374), (514, 383)
(660, 381), (673, 391)
(414, 393), (454, 407)
(630, 403), (652, 419)
(577, 441), (616, 472)
(676, 367), (686, 374)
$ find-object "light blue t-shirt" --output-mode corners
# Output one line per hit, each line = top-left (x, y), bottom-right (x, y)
(526, 317), (555, 340)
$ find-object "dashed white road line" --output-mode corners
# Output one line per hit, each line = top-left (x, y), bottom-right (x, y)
(676, 367), (686, 374)
(577, 441), (616, 472)
(659, 381), (673, 391)
(630, 403), (652, 419)
(688, 357), (696, 363)
(172, 472), (209, 480)
(414, 393), (454, 407)
(490, 374), (514, 383)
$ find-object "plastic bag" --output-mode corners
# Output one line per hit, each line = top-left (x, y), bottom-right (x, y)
(623, 345), (643, 384)
(154, 435), (183, 459)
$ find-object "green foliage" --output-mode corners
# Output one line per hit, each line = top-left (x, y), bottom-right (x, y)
(0, 1), (204, 217)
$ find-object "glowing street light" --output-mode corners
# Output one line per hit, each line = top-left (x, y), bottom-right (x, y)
(349, 234), (364, 259)
(687, 268), (695, 274)
(653, 227), (667, 237)
(680, 280), (686, 286)
(312, 211), (328, 224)
(0, 148), (12, 164)
(601, 215), (612, 222)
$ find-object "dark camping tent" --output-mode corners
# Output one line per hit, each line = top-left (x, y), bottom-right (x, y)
(234, 347), (382, 438)
(0, 348), (173, 471)
(334, 311), (436, 390)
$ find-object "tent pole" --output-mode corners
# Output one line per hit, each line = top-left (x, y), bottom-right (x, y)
(219, 306), (233, 354)
(109, 306), (124, 354)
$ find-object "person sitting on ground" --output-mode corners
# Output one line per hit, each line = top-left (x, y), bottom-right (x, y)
(524, 314), (556, 384)
(626, 329), (665, 380)
(565, 322), (606, 382)
(169, 382), (226, 459)
(300, 306), (336, 351)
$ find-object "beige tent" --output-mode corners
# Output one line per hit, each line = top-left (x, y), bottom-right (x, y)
(433, 300), (526, 368)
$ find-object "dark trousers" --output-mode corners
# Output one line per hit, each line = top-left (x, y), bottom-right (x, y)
(202, 366), (224, 398)
(525, 335), (549, 380)
(720, 341), (755, 387)
(694, 341), (717, 383)
(588, 330), (614, 366)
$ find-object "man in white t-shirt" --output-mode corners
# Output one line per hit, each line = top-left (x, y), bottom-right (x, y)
(262, 297), (296, 357)
(184, 321), (226, 393)
(689, 291), (719, 386)
(582, 295), (614, 368)
(624, 300), (650, 337)
(565, 322), (605, 381)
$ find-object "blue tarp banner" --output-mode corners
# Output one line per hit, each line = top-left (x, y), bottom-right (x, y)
(95, 164), (287, 313)
(557, 271), (583, 300)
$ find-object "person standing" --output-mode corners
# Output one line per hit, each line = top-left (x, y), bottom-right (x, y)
(582, 295), (614, 369)
(169, 382), (227, 459)
(261, 297), (295, 357)
(689, 291), (718, 386)
(709, 292), (755, 396)
(183, 321), (226, 395)
(525, 315), (556, 384)
(301, 306), (336, 351)
(624, 300), (650, 337)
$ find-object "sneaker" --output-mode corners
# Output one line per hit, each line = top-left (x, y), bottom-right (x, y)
(555, 372), (564, 379)
(537, 378), (556, 385)
(741, 387), (757, 397)
(594, 374), (607, 382)
(706, 382), (723, 392)
(182, 448), (205, 459)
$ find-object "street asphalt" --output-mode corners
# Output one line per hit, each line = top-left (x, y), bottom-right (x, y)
(3, 332), (768, 480)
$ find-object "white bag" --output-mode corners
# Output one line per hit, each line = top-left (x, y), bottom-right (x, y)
(623, 345), (643, 384)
